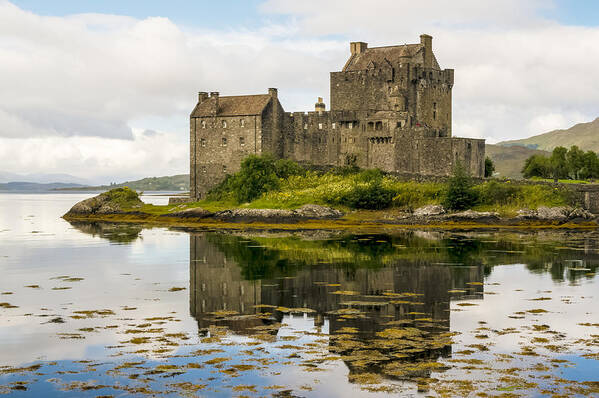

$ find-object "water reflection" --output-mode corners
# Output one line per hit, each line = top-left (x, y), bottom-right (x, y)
(68, 221), (143, 244)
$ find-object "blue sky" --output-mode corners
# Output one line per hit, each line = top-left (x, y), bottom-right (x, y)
(10, 0), (599, 28)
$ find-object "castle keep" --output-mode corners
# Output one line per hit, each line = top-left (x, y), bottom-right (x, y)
(190, 34), (485, 199)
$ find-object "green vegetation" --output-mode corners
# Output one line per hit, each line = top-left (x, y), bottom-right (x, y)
(484, 157), (495, 178)
(522, 145), (599, 180)
(443, 162), (479, 211)
(101, 186), (143, 208)
(202, 155), (571, 214)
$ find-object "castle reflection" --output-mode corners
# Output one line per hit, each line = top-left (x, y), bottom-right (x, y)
(189, 231), (485, 381)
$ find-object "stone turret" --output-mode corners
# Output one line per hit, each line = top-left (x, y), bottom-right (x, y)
(315, 97), (325, 114)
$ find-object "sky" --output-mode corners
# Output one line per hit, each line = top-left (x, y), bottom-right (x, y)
(1, 0), (599, 184)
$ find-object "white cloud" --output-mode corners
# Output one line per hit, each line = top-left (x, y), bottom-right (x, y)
(0, 0), (598, 179)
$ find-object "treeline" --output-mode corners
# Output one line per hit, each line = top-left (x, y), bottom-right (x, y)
(522, 146), (599, 180)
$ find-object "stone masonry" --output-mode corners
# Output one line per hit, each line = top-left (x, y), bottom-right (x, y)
(190, 34), (485, 199)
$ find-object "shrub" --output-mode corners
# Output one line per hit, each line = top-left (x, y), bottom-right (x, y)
(484, 157), (495, 178)
(337, 182), (395, 210)
(391, 181), (444, 210)
(475, 180), (518, 206)
(443, 162), (479, 210)
(231, 155), (280, 203)
(274, 158), (305, 179)
(357, 168), (384, 183)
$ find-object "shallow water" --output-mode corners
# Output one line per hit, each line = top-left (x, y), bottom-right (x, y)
(1, 193), (598, 396)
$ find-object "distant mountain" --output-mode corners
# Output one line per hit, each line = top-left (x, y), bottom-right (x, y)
(0, 171), (90, 185)
(58, 174), (189, 192)
(485, 144), (551, 179)
(0, 181), (85, 191)
(499, 117), (599, 152)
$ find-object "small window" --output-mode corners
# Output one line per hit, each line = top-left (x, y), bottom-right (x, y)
(433, 102), (437, 109)
(332, 123), (336, 130)
(368, 122), (374, 131)
(201, 166), (207, 173)
(201, 120), (206, 129)
(240, 119), (245, 127)
(348, 122), (353, 130)
(375, 121), (383, 131)
(222, 120), (227, 128)
(304, 123), (308, 130)
(433, 111), (436, 120)
(222, 137), (227, 147)
(318, 123), (323, 130)
(200, 138), (206, 147)
(222, 165), (227, 173)
(239, 137), (245, 146)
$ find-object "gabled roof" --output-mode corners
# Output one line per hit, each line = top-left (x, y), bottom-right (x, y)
(191, 94), (271, 117)
(343, 44), (440, 72)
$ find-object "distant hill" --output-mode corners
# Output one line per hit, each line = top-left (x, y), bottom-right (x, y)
(499, 117), (599, 152)
(0, 171), (90, 185)
(0, 181), (85, 191)
(485, 144), (551, 179)
(58, 174), (189, 192)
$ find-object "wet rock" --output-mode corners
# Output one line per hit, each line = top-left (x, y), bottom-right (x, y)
(413, 205), (445, 217)
(162, 207), (213, 219)
(536, 206), (570, 221)
(446, 210), (500, 221)
(294, 204), (344, 219)
(516, 209), (537, 219)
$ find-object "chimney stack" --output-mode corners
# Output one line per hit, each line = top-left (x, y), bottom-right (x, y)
(315, 97), (325, 114)
(268, 88), (278, 99)
(350, 41), (368, 55)
(209, 92), (219, 115)
(420, 34), (433, 68)
(198, 91), (209, 103)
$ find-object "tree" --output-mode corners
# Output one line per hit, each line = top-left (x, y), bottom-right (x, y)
(566, 145), (585, 179)
(522, 155), (552, 179)
(484, 157), (495, 178)
(230, 155), (280, 203)
(443, 162), (479, 210)
(550, 146), (568, 179)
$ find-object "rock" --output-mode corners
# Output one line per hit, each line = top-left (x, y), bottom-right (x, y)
(64, 187), (143, 216)
(413, 205), (445, 217)
(516, 209), (536, 219)
(294, 204), (344, 219)
(536, 206), (570, 221)
(446, 210), (500, 221)
(568, 207), (593, 220)
(162, 207), (213, 219)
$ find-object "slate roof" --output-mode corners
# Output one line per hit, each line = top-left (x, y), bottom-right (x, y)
(342, 44), (440, 71)
(191, 94), (271, 117)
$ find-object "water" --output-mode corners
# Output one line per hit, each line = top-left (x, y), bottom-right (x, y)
(1, 193), (598, 396)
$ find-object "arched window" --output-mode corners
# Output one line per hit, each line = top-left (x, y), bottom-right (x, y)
(201, 120), (206, 129)
(222, 120), (227, 128)
(240, 119), (245, 127)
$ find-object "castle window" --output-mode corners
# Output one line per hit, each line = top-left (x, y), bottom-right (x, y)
(200, 138), (206, 147)
(223, 165), (227, 173)
(201, 120), (206, 129)
(348, 122), (353, 130)
(304, 123), (308, 130)
(368, 122), (374, 131)
(239, 137), (245, 146)
(201, 166), (207, 173)
(332, 123), (336, 129)
(222, 137), (227, 147)
(240, 119), (245, 127)
(318, 123), (323, 130)
(375, 121), (383, 131)
(222, 120), (227, 128)
(433, 111), (437, 120)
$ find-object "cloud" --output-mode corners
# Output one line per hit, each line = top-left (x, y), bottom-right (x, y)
(0, 0), (598, 178)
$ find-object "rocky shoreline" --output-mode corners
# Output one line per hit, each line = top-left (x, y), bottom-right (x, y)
(62, 191), (599, 229)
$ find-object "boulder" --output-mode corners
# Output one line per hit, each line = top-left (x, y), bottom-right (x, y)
(214, 208), (295, 222)
(535, 206), (570, 221)
(413, 205), (445, 217)
(65, 188), (143, 216)
(294, 204), (344, 219)
(568, 207), (593, 220)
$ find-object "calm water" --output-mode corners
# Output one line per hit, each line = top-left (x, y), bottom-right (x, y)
(1, 193), (598, 397)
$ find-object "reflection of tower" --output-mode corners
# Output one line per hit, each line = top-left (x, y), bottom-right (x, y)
(189, 233), (272, 333)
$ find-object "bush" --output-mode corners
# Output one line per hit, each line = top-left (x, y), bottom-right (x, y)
(274, 158), (305, 179)
(337, 182), (395, 210)
(484, 157), (495, 178)
(443, 162), (479, 210)
(391, 181), (444, 210)
(475, 180), (519, 206)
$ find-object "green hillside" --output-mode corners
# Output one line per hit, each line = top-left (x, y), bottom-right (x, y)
(499, 117), (599, 152)
(58, 174), (189, 191)
(485, 144), (551, 179)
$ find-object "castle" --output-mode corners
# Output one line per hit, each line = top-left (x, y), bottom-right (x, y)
(190, 34), (485, 199)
